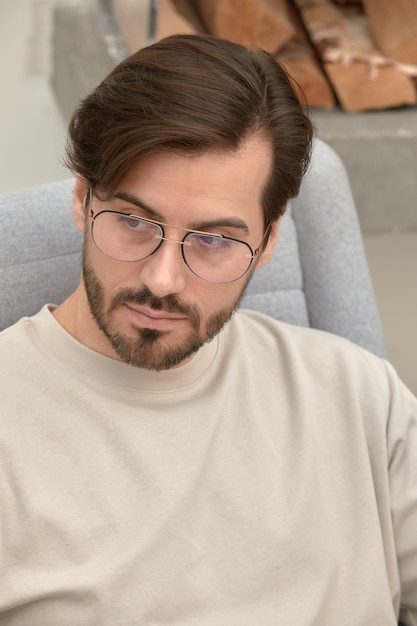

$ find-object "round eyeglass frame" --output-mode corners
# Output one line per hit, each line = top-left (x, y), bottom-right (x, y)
(87, 187), (271, 283)
(90, 209), (262, 283)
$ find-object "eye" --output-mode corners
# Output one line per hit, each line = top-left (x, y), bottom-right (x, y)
(191, 234), (233, 249)
(118, 215), (153, 231)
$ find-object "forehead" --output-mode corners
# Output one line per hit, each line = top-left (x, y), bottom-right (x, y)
(115, 135), (273, 230)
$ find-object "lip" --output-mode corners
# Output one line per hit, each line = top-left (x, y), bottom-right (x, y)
(123, 303), (187, 331)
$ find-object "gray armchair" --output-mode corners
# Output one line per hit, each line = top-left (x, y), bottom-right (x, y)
(0, 139), (387, 358)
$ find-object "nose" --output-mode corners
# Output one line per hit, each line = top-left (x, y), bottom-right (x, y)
(138, 237), (188, 298)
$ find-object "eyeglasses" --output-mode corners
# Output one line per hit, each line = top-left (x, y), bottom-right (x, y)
(89, 208), (267, 283)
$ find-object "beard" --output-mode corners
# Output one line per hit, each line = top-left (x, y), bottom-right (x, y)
(82, 245), (252, 371)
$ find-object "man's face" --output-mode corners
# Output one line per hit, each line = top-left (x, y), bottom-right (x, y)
(71, 134), (279, 371)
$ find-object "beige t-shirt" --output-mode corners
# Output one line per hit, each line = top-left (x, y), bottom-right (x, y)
(0, 306), (416, 626)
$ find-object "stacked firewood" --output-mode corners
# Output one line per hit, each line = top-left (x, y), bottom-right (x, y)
(155, 0), (417, 112)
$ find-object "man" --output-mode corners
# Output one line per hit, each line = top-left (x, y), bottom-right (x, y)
(0, 34), (416, 626)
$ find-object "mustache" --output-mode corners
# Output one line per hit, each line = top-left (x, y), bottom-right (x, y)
(109, 287), (201, 329)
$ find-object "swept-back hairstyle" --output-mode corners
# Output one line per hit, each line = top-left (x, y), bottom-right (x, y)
(65, 34), (314, 225)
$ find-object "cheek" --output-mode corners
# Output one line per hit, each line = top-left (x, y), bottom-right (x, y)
(105, 265), (141, 298)
(195, 281), (245, 314)
(85, 241), (136, 299)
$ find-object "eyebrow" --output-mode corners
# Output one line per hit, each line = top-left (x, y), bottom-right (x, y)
(113, 190), (250, 234)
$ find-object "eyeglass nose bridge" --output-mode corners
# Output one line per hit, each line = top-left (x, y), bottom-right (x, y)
(154, 234), (192, 247)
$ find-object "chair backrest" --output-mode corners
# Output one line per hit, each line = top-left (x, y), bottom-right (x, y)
(0, 139), (387, 358)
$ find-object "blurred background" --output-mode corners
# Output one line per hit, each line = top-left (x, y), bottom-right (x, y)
(1, 0), (416, 393)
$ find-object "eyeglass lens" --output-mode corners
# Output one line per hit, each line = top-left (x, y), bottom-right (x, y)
(91, 211), (254, 283)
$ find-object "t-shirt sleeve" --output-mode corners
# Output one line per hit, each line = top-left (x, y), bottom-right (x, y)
(385, 362), (417, 626)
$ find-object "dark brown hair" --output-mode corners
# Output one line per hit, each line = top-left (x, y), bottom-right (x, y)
(65, 34), (314, 225)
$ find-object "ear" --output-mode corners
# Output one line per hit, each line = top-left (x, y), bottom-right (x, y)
(255, 217), (281, 270)
(72, 177), (90, 232)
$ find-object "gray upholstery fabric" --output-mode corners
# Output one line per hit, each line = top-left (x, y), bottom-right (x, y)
(1, 179), (81, 331)
(291, 139), (387, 356)
(0, 140), (387, 357)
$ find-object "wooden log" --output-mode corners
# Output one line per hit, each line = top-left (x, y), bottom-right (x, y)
(362, 0), (417, 64)
(279, 41), (336, 109)
(278, 0), (335, 109)
(332, 0), (363, 6)
(154, 0), (335, 109)
(325, 62), (417, 112)
(293, 0), (417, 111)
(191, 0), (296, 55)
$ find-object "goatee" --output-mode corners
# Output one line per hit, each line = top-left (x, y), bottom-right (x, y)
(82, 251), (249, 371)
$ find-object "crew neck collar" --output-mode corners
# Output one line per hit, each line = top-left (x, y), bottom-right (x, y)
(29, 305), (221, 392)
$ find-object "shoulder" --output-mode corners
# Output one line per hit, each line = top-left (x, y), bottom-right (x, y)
(229, 309), (394, 401)
(232, 308), (383, 366)
(229, 309), (417, 442)
(0, 308), (50, 376)
(0, 315), (34, 350)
